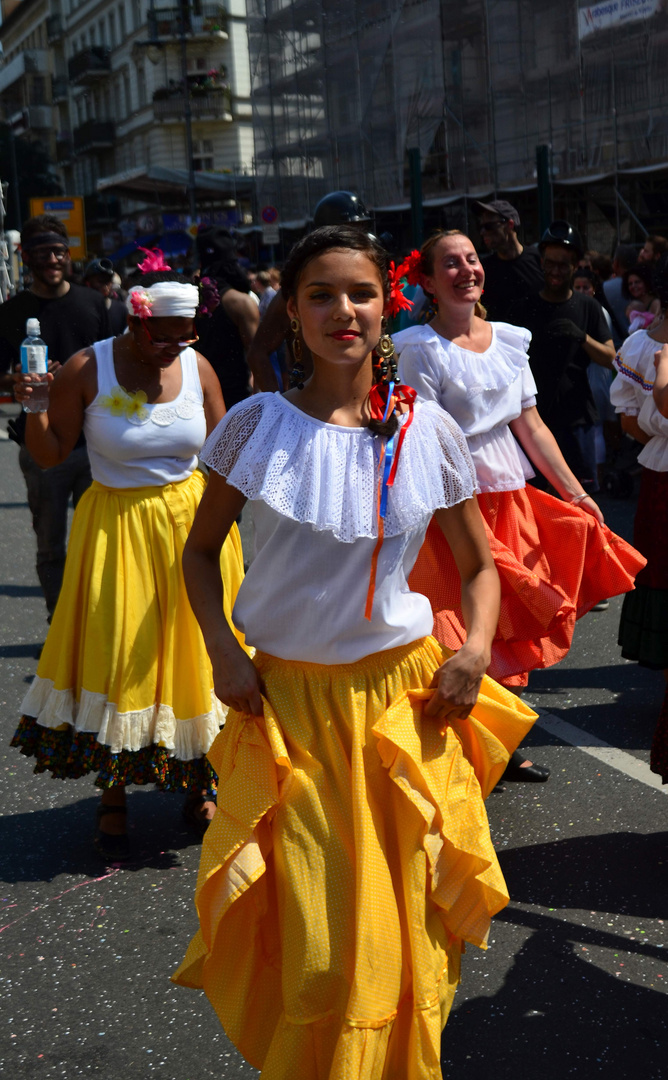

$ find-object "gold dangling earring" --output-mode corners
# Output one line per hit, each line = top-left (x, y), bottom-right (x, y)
(375, 317), (397, 383)
(289, 316), (305, 389)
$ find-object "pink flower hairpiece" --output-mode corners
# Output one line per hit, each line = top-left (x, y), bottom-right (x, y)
(130, 290), (154, 318)
(198, 276), (220, 316)
(137, 246), (172, 273)
(387, 260), (415, 319)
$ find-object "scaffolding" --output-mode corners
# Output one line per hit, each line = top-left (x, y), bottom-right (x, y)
(247, 0), (668, 245)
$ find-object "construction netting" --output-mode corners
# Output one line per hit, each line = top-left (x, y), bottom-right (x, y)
(246, 0), (668, 223)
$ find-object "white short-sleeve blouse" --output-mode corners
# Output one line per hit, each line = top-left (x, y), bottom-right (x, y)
(394, 322), (536, 493)
(201, 393), (477, 663)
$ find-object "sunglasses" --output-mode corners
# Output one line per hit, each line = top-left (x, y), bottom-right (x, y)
(141, 321), (199, 349)
(28, 246), (70, 263)
(479, 219), (507, 233)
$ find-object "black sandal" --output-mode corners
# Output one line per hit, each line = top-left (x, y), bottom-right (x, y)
(94, 804), (130, 862)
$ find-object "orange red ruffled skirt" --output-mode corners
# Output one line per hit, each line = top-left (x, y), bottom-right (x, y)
(173, 637), (537, 1079)
(409, 485), (646, 688)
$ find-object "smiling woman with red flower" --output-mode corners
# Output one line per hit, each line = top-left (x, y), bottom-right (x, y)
(394, 230), (644, 780)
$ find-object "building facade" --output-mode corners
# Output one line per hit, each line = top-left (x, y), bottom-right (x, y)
(248, 0), (668, 250)
(0, 0), (255, 256)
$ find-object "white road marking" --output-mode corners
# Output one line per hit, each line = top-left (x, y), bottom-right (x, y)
(534, 711), (668, 795)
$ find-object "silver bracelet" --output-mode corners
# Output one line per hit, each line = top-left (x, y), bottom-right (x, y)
(569, 492), (589, 504)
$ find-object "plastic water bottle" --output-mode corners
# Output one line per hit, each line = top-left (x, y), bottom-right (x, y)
(20, 317), (49, 413)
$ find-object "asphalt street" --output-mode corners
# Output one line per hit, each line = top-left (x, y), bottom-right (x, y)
(0, 404), (665, 1080)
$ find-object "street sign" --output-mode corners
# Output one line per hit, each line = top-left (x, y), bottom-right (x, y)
(261, 205), (278, 225)
(262, 225), (280, 246)
(29, 196), (86, 260)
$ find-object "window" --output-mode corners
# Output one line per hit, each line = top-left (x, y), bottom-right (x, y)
(193, 139), (214, 171)
(123, 70), (132, 115)
(119, 4), (126, 38)
(136, 64), (147, 108)
(108, 12), (116, 48)
(132, 0), (141, 31)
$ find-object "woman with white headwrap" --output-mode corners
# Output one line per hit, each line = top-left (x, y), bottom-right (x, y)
(11, 265), (247, 861)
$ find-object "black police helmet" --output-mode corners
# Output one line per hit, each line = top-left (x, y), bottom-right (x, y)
(539, 220), (584, 260)
(84, 257), (114, 279)
(313, 191), (371, 227)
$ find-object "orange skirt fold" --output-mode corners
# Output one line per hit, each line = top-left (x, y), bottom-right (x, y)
(409, 486), (645, 687)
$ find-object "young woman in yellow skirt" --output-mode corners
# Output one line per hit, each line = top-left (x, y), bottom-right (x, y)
(172, 226), (537, 1079)
(12, 271), (246, 861)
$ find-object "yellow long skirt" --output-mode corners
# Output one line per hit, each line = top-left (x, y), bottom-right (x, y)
(173, 637), (536, 1078)
(13, 471), (246, 789)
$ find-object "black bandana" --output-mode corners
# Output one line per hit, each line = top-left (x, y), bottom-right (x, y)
(22, 232), (70, 252)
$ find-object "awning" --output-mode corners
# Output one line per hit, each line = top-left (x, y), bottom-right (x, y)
(97, 165), (255, 198)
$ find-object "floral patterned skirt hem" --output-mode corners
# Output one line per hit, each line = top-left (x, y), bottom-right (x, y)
(11, 716), (218, 797)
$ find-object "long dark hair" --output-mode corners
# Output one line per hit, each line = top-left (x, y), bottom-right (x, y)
(281, 226), (398, 436)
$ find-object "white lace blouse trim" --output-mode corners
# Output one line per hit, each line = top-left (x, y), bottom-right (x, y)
(393, 321), (532, 400)
(201, 393), (477, 543)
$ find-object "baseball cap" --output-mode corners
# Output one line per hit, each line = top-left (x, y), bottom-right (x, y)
(473, 199), (521, 226)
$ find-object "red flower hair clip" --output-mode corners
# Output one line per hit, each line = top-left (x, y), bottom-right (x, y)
(387, 260), (414, 319)
(395, 249), (422, 287)
(137, 246), (172, 273)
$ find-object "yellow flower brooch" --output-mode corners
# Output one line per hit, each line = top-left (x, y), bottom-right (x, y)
(99, 385), (150, 425)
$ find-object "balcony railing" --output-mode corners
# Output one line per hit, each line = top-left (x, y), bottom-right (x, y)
(153, 90), (233, 121)
(52, 76), (69, 102)
(147, 4), (228, 40)
(3, 105), (53, 134)
(73, 120), (116, 153)
(25, 105), (54, 130)
(68, 47), (111, 86)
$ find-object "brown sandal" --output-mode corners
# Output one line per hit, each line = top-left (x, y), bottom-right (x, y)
(94, 804), (130, 862)
(182, 795), (216, 835)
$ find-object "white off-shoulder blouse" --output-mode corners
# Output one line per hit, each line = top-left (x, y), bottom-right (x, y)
(395, 322), (537, 493)
(610, 329), (668, 473)
(201, 392), (477, 663)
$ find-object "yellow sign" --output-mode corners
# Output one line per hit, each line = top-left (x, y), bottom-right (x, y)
(28, 196), (86, 261)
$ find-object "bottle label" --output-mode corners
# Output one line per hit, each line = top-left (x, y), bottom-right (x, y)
(21, 344), (48, 375)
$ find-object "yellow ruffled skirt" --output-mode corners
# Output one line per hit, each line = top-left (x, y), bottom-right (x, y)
(173, 636), (536, 1077)
(12, 471), (246, 791)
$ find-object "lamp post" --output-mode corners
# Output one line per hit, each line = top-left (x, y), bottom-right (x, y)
(178, 0), (197, 226)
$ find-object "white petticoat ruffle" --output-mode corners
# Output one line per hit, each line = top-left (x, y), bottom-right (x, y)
(393, 321), (532, 401)
(200, 393), (477, 543)
(21, 676), (227, 760)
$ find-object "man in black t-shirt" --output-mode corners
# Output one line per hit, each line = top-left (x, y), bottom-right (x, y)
(508, 220), (614, 486)
(0, 215), (109, 619)
(473, 199), (544, 323)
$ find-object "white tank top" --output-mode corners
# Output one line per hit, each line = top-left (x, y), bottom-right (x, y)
(83, 337), (207, 488)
